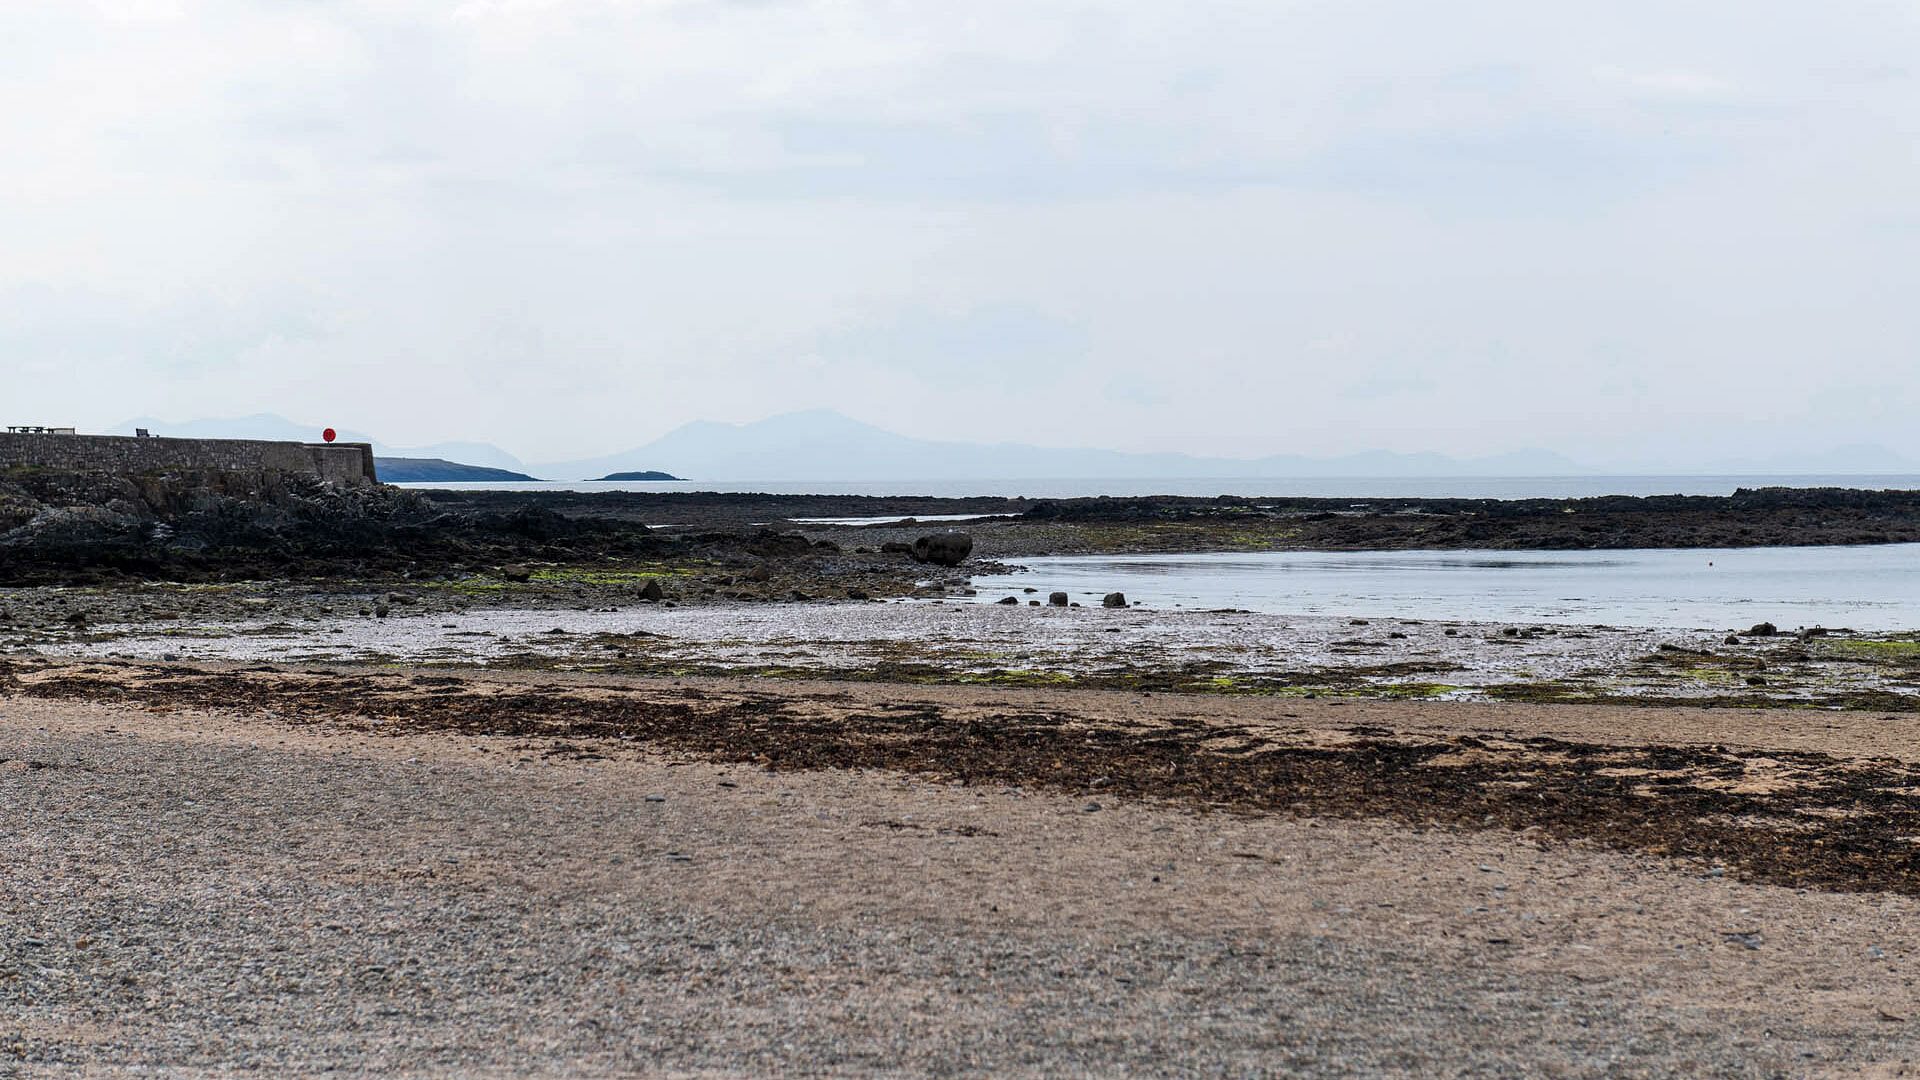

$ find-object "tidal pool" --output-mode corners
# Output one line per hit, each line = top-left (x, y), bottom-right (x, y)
(966, 544), (1920, 631)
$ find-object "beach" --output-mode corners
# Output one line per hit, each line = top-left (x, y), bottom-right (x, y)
(10, 482), (1920, 1075)
(6, 658), (1920, 1075)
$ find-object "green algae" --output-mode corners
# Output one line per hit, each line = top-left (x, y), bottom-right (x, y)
(1825, 638), (1920, 661)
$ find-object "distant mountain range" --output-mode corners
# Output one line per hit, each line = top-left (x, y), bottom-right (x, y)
(529, 409), (1589, 482)
(114, 411), (1920, 483)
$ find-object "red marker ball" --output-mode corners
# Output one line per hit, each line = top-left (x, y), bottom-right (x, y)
(322, 428), (337, 443)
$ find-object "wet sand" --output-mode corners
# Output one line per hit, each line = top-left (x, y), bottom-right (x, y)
(5, 658), (1920, 1075)
(19, 595), (1920, 712)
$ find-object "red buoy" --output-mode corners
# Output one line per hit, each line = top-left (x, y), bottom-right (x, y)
(322, 428), (337, 443)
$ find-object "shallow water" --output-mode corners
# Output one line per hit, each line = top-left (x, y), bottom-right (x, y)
(398, 474), (1920, 499)
(967, 545), (1920, 631)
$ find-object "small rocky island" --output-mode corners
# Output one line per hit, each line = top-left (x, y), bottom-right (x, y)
(595, 470), (683, 481)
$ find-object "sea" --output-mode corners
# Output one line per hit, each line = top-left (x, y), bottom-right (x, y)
(396, 474), (1920, 631)
(395, 474), (1920, 500)
(965, 546), (1920, 631)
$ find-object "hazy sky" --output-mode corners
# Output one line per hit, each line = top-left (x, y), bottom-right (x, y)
(6, 1), (1919, 465)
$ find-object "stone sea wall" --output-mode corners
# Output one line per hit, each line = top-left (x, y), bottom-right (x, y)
(0, 433), (377, 486)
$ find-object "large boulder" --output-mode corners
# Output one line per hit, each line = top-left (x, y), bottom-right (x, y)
(2, 505), (143, 549)
(909, 531), (973, 567)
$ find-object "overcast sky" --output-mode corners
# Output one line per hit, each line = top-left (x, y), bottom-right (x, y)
(5, 1), (1918, 465)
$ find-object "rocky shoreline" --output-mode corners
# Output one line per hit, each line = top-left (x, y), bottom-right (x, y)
(12, 468), (1920, 591)
(10, 476), (1920, 1075)
(429, 485), (1920, 555)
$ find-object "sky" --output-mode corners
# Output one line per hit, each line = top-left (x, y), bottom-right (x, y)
(5, 0), (1920, 467)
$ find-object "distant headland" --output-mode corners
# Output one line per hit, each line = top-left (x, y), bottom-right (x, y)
(375, 458), (539, 483)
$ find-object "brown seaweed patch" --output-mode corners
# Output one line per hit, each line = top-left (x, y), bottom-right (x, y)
(12, 658), (1920, 897)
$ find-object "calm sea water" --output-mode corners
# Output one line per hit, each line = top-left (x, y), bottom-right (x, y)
(399, 474), (1920, 500)
(397, 475), (1920, 629)
(965, 545), (1920, 631)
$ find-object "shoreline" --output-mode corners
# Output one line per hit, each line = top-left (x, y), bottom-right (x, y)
(424, 485), (1920, 558)
(7, 656), (1920, 1073)
(10, 654), (1920, 896)
(11, 594), (1920, 712)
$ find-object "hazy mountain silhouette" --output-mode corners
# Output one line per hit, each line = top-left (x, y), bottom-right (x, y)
(531, 409), (1588, 482)
(115, 410), (1919, 483)
(1697, 443), (1920, 476)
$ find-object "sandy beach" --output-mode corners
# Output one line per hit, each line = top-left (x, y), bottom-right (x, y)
(6, 658), (1920, 1076)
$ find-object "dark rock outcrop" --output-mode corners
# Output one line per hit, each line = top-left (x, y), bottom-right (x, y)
(909, 532), (973, 567)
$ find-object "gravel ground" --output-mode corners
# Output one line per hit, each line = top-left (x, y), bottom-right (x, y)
(5, 685), (1920, 1077)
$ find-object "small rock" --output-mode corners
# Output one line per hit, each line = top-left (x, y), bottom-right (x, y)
(1028, 600), (1040, 606)
(644, 794), (666, 803)
(64, 611), (89, 626)
(373, 604), (390, 618)
(638, 578), (666, 602)
(1724, 635), (1740, 645)
(997, 596), (1020, 605)
(845, 588), (870, 601)
(1102, 592), (1127, 608)
(745, 565), (773, 583)
(1749, 622), (1778, 636)
(1048, 592), (1069, 607)
(500, 564), (533, 583)
(1083, 801), (1103, 813)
